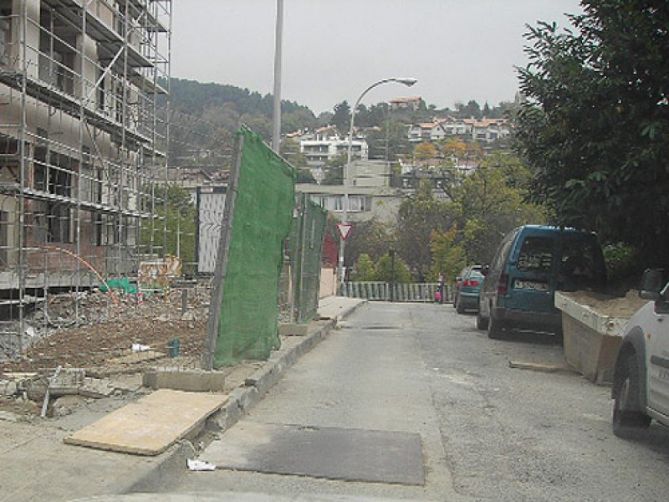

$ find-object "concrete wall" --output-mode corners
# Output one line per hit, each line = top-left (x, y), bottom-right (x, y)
(319, 266), (336, 299)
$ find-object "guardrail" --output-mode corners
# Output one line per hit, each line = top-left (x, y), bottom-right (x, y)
(342, 282), (453, 303)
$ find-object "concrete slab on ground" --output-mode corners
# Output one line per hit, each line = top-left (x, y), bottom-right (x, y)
(317, 296), (365, 321)
(206, 421), (425, 485)
(142, 369), (226, 392)
(65, 389), (228, 455)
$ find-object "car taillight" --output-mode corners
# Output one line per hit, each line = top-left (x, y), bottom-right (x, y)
(497, 273), (509, 295)
(463, 279), (480, 287)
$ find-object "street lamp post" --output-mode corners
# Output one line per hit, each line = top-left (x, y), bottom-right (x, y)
(271, 0), (284, 152)
(338, 77), (418, 291)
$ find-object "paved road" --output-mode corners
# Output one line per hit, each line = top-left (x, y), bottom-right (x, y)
(160, 302), (669, 501)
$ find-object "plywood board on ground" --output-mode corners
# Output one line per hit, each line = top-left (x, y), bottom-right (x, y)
(64, 389), (227, 455)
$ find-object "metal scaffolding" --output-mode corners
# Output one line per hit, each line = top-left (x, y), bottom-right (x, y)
(0, 0), (173, 357)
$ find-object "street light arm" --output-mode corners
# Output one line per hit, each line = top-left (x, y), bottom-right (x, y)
(346, 78), (415, 175)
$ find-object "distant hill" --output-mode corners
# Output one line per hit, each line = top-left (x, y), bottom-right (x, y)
(167, 78), (321, 168)
(166, 77), (517, 170)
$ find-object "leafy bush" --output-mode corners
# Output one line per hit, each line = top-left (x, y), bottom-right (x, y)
(603, 242), (639, 286)
(376, 253), (412, 283)
(352, 254), (377, 281)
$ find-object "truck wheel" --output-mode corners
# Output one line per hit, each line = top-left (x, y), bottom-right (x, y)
(476, 311), (488, 330)
(612, 354), (651, 438)
(487, 311), (504, 340)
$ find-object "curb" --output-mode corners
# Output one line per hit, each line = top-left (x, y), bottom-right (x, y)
(128, 299), (366, 493)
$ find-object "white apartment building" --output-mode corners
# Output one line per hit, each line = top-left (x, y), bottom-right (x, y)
(299, 130), (369, 166)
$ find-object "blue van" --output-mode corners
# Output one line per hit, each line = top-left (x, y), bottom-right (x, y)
(477, 225), (606, 339)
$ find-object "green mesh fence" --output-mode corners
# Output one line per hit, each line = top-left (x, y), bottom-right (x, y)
(210, 128), (295, 368)
(291, 194), (327, 323)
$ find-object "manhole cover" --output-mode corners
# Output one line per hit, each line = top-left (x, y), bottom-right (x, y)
(205, 421), (424, 485)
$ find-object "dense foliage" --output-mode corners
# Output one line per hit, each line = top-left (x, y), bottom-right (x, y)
(515, 0), (669, 269)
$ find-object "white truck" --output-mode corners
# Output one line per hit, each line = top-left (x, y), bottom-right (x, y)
(612, 269), (669, 437)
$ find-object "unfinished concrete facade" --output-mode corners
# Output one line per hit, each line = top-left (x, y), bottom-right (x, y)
(0, 0), (172, 356)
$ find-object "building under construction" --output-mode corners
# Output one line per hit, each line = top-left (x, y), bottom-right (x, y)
(0, 0), (172, 356)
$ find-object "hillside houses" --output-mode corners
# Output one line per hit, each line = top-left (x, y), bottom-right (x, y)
(408, 117), (510, 144)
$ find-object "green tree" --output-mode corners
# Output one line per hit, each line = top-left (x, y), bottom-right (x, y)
(332, 101), (351, 135)
(352, 253), (377, 281)
(456, 99), (482, 119)
(396, 181), (457, 280)
(366, 119), (410, 161)
(376, 253), (412, 283)
(451, 158), (546, 264)
(515, 1), (669, 269)
(430, 226), (467, 283)
(344, 219), (391, 267)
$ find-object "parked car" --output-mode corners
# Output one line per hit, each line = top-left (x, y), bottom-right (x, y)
(611, 269), (669, 438)
(477, 225), (607, 339)
(454, 265), (483, 314)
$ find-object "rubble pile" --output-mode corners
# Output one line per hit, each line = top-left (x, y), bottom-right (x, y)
(0, 283), (212, 370)
(0, 368), (139, 419)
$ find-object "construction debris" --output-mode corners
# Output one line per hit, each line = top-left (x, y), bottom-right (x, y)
(0, 285), (211, 372)
(187, 458), (217, 471)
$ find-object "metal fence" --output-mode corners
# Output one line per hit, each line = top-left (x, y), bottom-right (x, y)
(290, 194), (327, 323)
(204, 128), (295, 369)
(342, 282), (454, 303)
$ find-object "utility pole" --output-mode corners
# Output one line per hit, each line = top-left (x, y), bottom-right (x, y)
(272, 0), (284, 152)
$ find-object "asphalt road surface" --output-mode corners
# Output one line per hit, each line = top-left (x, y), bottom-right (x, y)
(159, 302), (669, 501)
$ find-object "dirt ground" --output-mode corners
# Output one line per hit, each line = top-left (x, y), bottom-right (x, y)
(0, 285), (212, 372)
(0, 318), (207, 373)
(562, 289), (647, 318)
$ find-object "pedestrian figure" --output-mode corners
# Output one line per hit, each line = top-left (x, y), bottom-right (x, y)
(438, 272), (445, 304)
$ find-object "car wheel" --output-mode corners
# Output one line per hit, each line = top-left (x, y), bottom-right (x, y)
(456, 298), (465, 314)
(487, 310), (505, 339)
(476, 311), (488, 330)
(612, 354), (651, 438)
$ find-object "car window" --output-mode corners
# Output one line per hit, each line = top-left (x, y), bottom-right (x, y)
(468, 270), (484, 280)
(491, 230), (517, 273)
(517, 236), (554, 272)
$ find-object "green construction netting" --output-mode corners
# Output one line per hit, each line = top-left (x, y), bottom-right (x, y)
(213, 128), (295, 368)
(291, 194), (327, 323)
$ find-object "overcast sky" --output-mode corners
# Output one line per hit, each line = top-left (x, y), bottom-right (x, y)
(172, 0), (581, 114)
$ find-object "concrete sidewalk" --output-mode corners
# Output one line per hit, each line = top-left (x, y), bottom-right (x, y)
(317, 296), (366, 321)
(0, 296), (364, 502)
